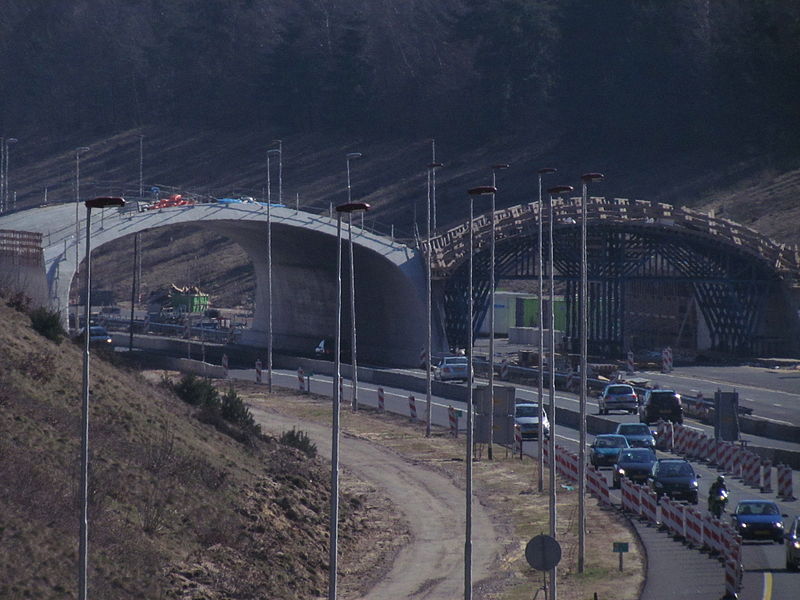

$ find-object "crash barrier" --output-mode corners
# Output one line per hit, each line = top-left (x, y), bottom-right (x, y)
(655, 420), (674, 451)
(377, 387), (385, 412)
(703, 513), (723, 555)
(683, 506), (704, 548)
(724, 557), (740, 598)
(255, 359), (262, 384)
(777, 464), (795, 499)
(659, 497), (684, 539)
(555, 444), (580, 483)
(448, 405), (458, 437)
(221, 353), (229, 378)
(742, 452), (761, 488)
(586, 466), (612, 506)
(500, 359), (509, 380)
(626, 351), (635, 374)
(620, 477), (641, 514)
(408, 395), (417, 422)
(514, 425), (523, 458)
(640, 488), (658, 524)
(297, 367), (305, 392)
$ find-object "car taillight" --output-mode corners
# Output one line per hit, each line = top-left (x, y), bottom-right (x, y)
(443, 367), (451, 373)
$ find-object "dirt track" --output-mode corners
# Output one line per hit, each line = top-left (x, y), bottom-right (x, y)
(251, 404), (500, 599)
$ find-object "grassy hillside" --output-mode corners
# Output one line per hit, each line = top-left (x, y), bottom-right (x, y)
(0, 296), (394, 599)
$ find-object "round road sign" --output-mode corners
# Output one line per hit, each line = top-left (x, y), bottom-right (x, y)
(524, 534), (562, 571)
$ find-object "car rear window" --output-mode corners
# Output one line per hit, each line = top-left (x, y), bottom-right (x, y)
(649, 391), (679, 405)
(618, 424), (650, 435)
(607, 385), (634, 394)
(445, 357), (468, 365)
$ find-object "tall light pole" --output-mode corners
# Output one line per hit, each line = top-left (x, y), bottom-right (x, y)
(138, 134), (144, 198)
(2, 137), (18, 213)
(486, 163), (509, 460)
(79, 196), (125, 600)
(345, 152), (363, 411)
(266, 147), (282, 393)
(536, 167), (557, 492)
(330, 200), (370, 600)
(272, 139), (283, 205)
(465, 185), (496, 600)
(74, 146), (90, 327)
(430, 139), (438, 230)
(546, 184), (573, 600)
(578, 172), (603, 573)
(425, 161), (444, 437)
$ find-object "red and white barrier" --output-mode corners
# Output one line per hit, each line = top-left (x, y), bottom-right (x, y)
(514, 425), (523, 458)
(408, 395), (417, 422)
(626, 350), (635, 374)
(742, 452), (761, 488)
(587, 466), (612, 506)
(760, 460), (773, 494)
(255, 359), (262, 384)
(777, 464), (795, 500)
(500, 359), (509, 380)
(297, 366), (305, 392)
(661, 346), (673, 373)
(377, 387), (385, 412)
(640, 487), (658, 525)
(448, 405), (458, 437)
(620, 477), (640, 514)
(221, 353), (229, 378)
(659, 497), (684, 538)
(684, 506), (704, 548)
(656, 419), (674, 451)
(724, 557), (740, 597)
(556, 445), (579, 483)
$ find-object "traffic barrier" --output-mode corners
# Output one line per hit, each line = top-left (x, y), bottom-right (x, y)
(255, 359), (262, 384)
(731, 446), (744, 479)
(514, 425), (523, 459)
(409, 395), (417, 422)
(684, 506), (704, 548)
(720, 522), (742, 564)
(626, 350), (635, 374)
(760, 460), (772, 494)
(718, 442), (735, 474)
(704, 514), (723, 556)
(777, 464), (795, 500)
(723, 556), (741, 598)
(297, 367), (305, 392)
(620, 477), (640, 514)
(587, 466), (611, 506)
(377, 387), (385, 413)
(500, 359), (509, 380)
(558, 446), (579, 483)
(656, 419), (674, 451)
(419, 347), (428, 368)
(448, 405), (458, 437)
(661, 346), (673, 373)
(742, 452), (761, 488)
(661, 497), (684, 538)
(221, 353), (229, 378)
(697, 434), (712, 462)
(640, 487), (658, 525)
(673, 424), (687, 454)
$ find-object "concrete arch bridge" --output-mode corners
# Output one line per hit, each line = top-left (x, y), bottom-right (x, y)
(423, 196), (800, 358)
(0, 202), (437, 366)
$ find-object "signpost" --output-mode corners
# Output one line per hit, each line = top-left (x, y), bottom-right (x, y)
(525, 534), (561, 599)
(613, 541), (629, 572)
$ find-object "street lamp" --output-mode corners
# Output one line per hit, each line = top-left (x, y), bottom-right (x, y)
(2, 137), (18, 213)
(74, 147), (90, 327)
(430, 139), (439, 230)
(266, 147), (282, 393)
(272, 139), (283, 206)
(546, 184), (573, 600)
(578, 172), (603, 573)
(79, 196), (125, 600)
(138, 134), (144, 198)
(345, 152), (363, 412)
(486, 163), (509, 461)
(425, 161), (444, 437)
(465, 185), (496, 600)
(537, 167), (557, 493)
(330, 200), (370, 600)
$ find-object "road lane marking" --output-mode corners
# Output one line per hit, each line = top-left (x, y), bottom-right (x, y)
(762, 571), (772, 600)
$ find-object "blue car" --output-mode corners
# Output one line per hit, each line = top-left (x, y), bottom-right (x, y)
(614, 423), (656, 449)
(731, 500), (787, 543)
(589, 434), (630, 468)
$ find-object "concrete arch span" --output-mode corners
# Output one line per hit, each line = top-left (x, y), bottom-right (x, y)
(0, 203), (440, 366)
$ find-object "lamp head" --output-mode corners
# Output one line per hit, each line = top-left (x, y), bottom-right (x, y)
(538, 167), (557, 175)
(346, 152), (363, 160)
(547, 185), (574, 196)
(492, 163), (510, 171)
(581, 172), (605, 183)
(7, 138), (18, 145)
(267, 148), (280, 155)
(428, 162), (444, 169)
(468, 186), (497, 196)
(336, 201), (370, 213)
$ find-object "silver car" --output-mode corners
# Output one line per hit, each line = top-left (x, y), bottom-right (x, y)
(433, 356), (471, 381)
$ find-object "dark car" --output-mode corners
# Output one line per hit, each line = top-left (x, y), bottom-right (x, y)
(786, 515), (800, 571)
(639, 389), (683, 425)
(598, 383), (638, 415)
(647, 458), (699, 504)
(731, 500), (786, 543)
(612, 447), (657, 488)
(314, 337), (351, 361)
(614, 423), (656, 449)
(589, 434), (630, 468)
(76, 325), (113, 346)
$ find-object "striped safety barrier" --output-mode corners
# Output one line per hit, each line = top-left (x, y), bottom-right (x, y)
(408, 395), (417, 422)
(377, 387), (385, 412)
(514, 425), (523, 458)
(724, 557), (740, 598)
(500, 358), (510, 380)
(777, 464), (795, 500)
(684, 506), (704, 548)
(661, 346), (673, 373)
(742, 452), (761, 488)
(448, 405), (458, 437)
(760, 460), (773, 494)
(255, 359), (262, 384)
(586, 466), (612, 506)
(659, 497), (683, 538)
(703, 513), (723, 555)
(655, 419), (674, 451)
(720, 522), (742, 564)
(640, 487), (658, 525)
(620, 477), (640, 514)
(626, 350), (635, 374)
(297, 367), (305, 392)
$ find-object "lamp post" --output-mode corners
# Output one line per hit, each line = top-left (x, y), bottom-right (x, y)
(272, 139), (283, 205)
(536, 167), (557, 492)
(430, 139), (438, 230)
(484, 163), (509, 460)
(330, 201), (370, 600)
(425, 161), (444, 437)
(2, 137), (18, 213)
(465, 185), (496, 600)
(345, 152), (363, 412)
(578, 172), (603, 573)
(546, 184), (573, 600)
(138, 134), (144, 198)
(74, 147), (90, 328)
(79, 196), (125, 600)
(266, 147), (282, 393)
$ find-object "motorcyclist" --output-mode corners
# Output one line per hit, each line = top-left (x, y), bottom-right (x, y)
(708, 476), (728, 517)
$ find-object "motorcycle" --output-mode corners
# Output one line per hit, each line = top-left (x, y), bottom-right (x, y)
(708, 488), (729, 518)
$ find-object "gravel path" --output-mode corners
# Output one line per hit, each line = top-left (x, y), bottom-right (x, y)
(251, 405), (501, 600)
